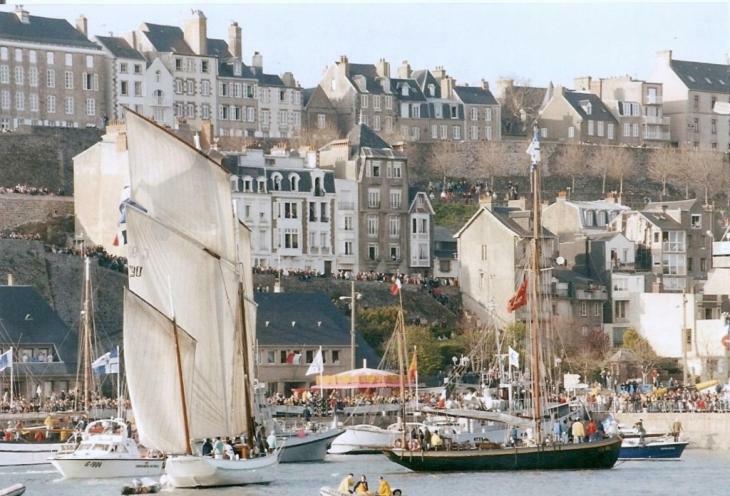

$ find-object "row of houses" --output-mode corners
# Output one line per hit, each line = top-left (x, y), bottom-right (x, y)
(1, 7), (728, 150)
(456, 192), (730, 380)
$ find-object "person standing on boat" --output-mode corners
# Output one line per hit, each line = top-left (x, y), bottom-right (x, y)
(671, 418), (683, 442)
(353, 475), (369, 494)
(266, 431), (277, 453)
(423, 427), (432, 450)
(212, 437), (225, 459)
(552, 419), (562, 444)
(634, 419), (646, 445)
(571, 419), (585, 444)
(337, 473), (354, 494)
(378, 476), (393, 496)
(201, 438), (213, 457)
(586, 419), (598, 442)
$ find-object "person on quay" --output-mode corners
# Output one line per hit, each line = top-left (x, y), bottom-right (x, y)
(378, 476), (393, 496)
(353, 475), (369, 494)
(671, 418), (683, 442)
(337, 473), (354, 494)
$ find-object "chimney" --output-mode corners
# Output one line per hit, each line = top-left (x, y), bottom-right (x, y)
(376, 58), (390, 78)
(397, 60), (411, 79)
(14, 5), (30, 24)
(124, 31), (138, 51)
(6, 274), (13, 286)
(495, 79), (513, 99)
(184, 9), (207, 56)
(657, 50), (673, 65)
(76, 15), (88, 37)
(228, 21), (242, 60)
(281, 72), (296, 88)
(480, 79), (489, 91)
(574, 76), (592, 92)
(432, 65), (446, 81)
(252, 51), (263, 72)
(339, 54), (349, 65)
(440, 76), (454, 99)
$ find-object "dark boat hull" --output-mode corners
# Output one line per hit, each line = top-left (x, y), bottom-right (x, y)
(384, 437), (622, 471)
(619, 441), (688, 459)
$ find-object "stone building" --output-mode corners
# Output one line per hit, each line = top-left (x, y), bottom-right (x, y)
(494, 79), (547, 139)
(538, 85), (619, 144)
(0, 6), (105, 130)
(302, 85), (339, 147)
(95, 35), (146, 120)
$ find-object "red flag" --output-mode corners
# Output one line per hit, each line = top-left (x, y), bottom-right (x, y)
(407, 350), (418, 383)
(390, 278), (402, 296)
(507, 278), (528, 313)
(286, 352), (295, 364)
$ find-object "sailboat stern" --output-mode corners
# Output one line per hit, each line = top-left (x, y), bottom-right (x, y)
(163, 453), (279, 488)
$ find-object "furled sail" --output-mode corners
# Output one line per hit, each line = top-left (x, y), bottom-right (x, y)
(123, 288), (196, 454)
(126, 207), (247, 441)
(125, 111), (237, 263)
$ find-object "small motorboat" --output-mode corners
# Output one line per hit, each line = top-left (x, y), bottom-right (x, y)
(121, 478), (161, 495)
(619, 436), (689, 459)
(0, 484), (26, 496)
(320, 486), (402, 496)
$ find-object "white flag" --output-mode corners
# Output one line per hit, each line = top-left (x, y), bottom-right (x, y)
(306, 348), (324, 376)
(508, 346), (519, 369)
(0, 349), (12, 372)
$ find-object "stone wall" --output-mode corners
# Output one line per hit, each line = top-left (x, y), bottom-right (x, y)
(0, 193), (73, 231)
(616, 412), (730, 450)
(0, 127), (102, 195)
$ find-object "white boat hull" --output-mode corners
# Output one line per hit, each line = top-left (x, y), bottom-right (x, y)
(50, 457), (164, 479)
(0, 442), (62, 466)
(328, 425), (399, 454)
(162, 453), (279, 488)
(278, 428), (343, 463)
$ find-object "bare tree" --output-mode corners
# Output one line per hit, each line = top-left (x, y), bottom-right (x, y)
(591, 145), (632, 194)
(475, 141), (509, 190)
(606, 146), (635, 196)
(672, 148), (697, 199)
(689, 150), (726, 205)
(647, 147), (678, 199)
(499, 78), (545, 136)
(555, 144), (588, 191)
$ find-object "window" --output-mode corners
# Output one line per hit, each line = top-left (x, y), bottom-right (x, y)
(317, 113), (326, 129)
(0, 48), (7, 61)
(632, 123), (639, 137)
(186, 79), (195, 95)
(712, 119), (717, 134)
(219, 104), (228, 120)
(46, 95), (55, 113)
(85, 98), (95, 116)
(390, 190), (402, 209)
(368, 188), (380, 208)
(700, 258), (707, 272)
(367, 215), (378, 237)
(64, 96), (74, 115)
(86, 55), (93, 69)
(481, 244), (487, 261)
(65, 53), (72, 66)
(27, 93), (38, 112)
(411, 126), (420, 140)
(201, 60), (209, 73)
(693, 94), (700, 111)
(470, 107), (478, 121)
(369, 161), (381, 177)
(390, 244), (400, 261)
(431, 124), (438, 139)
(120, 80), (128, 96)
(344, 240), (353, 255)
(14, 92), (23, 111)
(385, 96), (393, 110)
(440, 125), (447, 139)
(27, 67), (38, 88)
(201, 104), (210, 120)
(597, 121), (604, 137)
(14, 48), (22, 63)
(607, 123), (614, 139)
(485, 108), (492, 121)
(580, 301), (588, 317)
(452, 126), (461, 139)
(283, 228), (299, 249)
(368, 243), (378, 260)
(587, 120), (594, 136)
(540, 127), (547, 138)
(246, 107), (255, 122)
(373, 95), (381, 110)
(362, 114), (369, 127)
(662, 231), (686, 252)
(388, 215), (400, 237)
(373, 114), (381, 131)
(385, 116), (393, 132)
(344, 215), (353, 231)
(0, 90), (8, 110)
(470, 125), (479, 140)
(691, 214), (701, 229)
(290, 175), (299, 191)
(0, 65), (7, 84)
(284, 202), (298, 219)
(201, 79), (210, 96)
(64, 71), (73, 89)
(593, 302), (601, 317)
(185, 102), (194, 118)
(568, 126), (575, 138)
(14, 66), (23, 85)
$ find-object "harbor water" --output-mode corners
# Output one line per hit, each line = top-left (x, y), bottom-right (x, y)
(4, 450), (730, 496)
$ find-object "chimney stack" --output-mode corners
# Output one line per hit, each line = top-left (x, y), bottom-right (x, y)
(339, 54), (349, 65)
(184, 9), (207, 56)
(432, 66), (446, 82)
(76, 15), (88, 37)
(397, 60), (411, 79)
(440, 76), (455, 99)
(281, 72), (296, 88)
(251, 51), (263, 72)
(480, 79), (489, 91)
(6, 274), (13, 286)
(574, 76), (592, 92)
(657, 50), (673, 64)
(228, 21), (242, 60)
(376, 58), (390, 78)
(14, 5), (29, 24)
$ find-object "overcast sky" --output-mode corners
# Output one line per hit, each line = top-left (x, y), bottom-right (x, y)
(8, 1), (730, 89)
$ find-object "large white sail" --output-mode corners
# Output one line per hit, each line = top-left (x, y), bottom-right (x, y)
(125, 112), (237, 263)
(123, 289), (196, 454)
(126, 207), (247, 441)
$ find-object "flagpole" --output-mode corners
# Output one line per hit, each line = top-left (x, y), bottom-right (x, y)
(9, 347), (13, 408)
(414, 345), (419, 410)
(116, 345), (122, 419)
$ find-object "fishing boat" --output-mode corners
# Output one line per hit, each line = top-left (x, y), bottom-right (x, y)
(0, 484), (25, 496)
(122, 110), (278, 488)
(384, 127), (622, 472)
(328, 423), (421, 455)
(50, 419), (164, 479)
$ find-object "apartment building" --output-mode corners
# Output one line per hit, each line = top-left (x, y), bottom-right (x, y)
(538, 85), (619, 144)
(574, 75), (671, 146)
(495, 79), (547, 139)
(302, 85), (339, 147)
(453, 82), (501, 141)
(0, 7), (105, 130)
(651, 50), (730, 151)
(95, 36), (145, 120)
(252, 57), (302, 139)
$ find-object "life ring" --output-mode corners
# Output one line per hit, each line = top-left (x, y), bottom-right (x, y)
(393, 439), (403, 449)
(408, 439), (421, 451)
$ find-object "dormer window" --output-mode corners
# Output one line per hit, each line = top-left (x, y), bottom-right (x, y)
(401, 84), (409, 97)
(234, 61), (242, 77)
(272, 174), (282, 191)
(243, 176), (253, 192)
(580, 100), (592, 115)
(428, 83), (435, 96)
(257, 177), (266, 192)
(289, 174), (299, 191)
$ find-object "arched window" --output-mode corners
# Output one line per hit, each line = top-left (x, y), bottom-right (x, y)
(289, 174), (299, 191)
(272, 174), (282, 191)
(257, 177), (266, 193)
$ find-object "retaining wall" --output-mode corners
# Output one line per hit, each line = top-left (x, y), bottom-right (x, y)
(616, 412), (730, 450)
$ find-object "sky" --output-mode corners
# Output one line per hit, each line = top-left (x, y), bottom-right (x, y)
(5, 1), (730, 90)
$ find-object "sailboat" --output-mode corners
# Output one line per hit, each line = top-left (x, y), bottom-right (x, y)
(385, 127), (621, 472)
(122, 110), (278, 488)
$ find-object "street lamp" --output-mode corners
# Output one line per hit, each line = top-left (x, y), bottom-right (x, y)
(339, 280), (362, 370)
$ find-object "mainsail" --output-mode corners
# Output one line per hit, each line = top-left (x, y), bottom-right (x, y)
(123, 111), (255, 452)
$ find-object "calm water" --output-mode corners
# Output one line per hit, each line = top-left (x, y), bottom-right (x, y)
(3, 450), (729, 496)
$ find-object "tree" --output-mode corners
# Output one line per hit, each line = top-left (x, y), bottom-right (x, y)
(672, 148), (696, 199)
(622, 328), (658, 382)
(555, 144), (588, 191)
(689, 151), (726, 205)
(647, 147), (678, 199)
(593, 146), (635, 196)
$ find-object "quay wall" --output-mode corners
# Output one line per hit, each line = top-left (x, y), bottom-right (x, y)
(0, 193), (73, 231)
(616, 413), (730, 450)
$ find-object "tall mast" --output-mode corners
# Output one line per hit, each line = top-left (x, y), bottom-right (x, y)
(528, 125), (543, 445)
(238, 281), (256, 451)
(396, 287), (407, 447)
(75, 256), (94, 412)
(168, 281), (192, 455)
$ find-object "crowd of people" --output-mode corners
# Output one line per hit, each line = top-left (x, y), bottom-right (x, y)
(0, 184), (60, 196)
(0, 390), (129, 415)
(426, 179), (520, 204)
(0, 231), (42, 240)
(601, 386), (730, 414)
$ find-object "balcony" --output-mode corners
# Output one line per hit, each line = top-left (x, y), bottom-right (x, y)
(644, 129), (671, 141)
(338, 202), (355, 210)
(645, 94), (662, 105)
(642, 115), (670, 126)
(576, 289), (608, 301)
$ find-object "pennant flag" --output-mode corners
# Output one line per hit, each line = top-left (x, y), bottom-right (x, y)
(507, 278), (528, 313)
(407, 349), (418, 383)
(292, 353), (302, 365)
(508, 347), (519, 369)
(306, 348), (324, 376)
(0, 349), (12, 373)
(92, 349), (120, 375)
(390, 277), (402, 296)
(526, 126), (541, 171)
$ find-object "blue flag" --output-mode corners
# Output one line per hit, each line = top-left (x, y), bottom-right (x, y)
(0, 349), (11, 373)
(92, 348), (120, 375)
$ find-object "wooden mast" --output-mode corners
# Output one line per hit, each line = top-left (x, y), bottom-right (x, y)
(529, 125), (544, 446)
(238, 281), (256, 452)
(171, 317), (192, 455)
(75, 256), (94, 412)
(396, 284), (407, 448)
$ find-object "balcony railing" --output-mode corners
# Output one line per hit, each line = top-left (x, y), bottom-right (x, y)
(645, 94), (662, 105)
(644, 130), (671, 140)
(642, 115), (670, 126)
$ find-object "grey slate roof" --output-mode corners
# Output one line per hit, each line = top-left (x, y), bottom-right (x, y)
(454, 85), (498, 105)
(640, 211), (683, 230)
(206, 38), (231, 58)
(0, 286), (76, 375)
(670, 59), (730, 92)
(644, 199), (697, 212)
(347, 63), (385, 94)
(95, 36), (145, 60)
(347, 124), (391, 150)
(390, 78), (426, 101)
(564, 91), (617, 123)
(254, 292), (380, 365)
(228, 163), (336, 195)
(553, 267), (603, 287)
(141, 23), (193, 54)
(218, 61), (256, 79)
(302, 87), (316, 106)
(412, 70), (441, 98)
(0, 11), (99, 50)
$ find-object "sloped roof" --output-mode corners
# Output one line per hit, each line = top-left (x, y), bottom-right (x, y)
(564, 91), (617, 123)
(252, 70), (285, 87)
(455, 205), (554, 239)
(96, 36), (144, 60)
(254, 292), (380, 364)
(644, 199), (697, 212)
(640, 211), (683, 230)
(206, 38), (231, 58)
(0, 11), (99, 49)
(408, 191), (435, 215)
(230, 165), (336, 194)
(553, 267), (603, 287)
(412, 69), (441, 98)
(347, 63), (385, 94)
(390, 78), (426, 101)
(670, 59), (730, 93)
(347, 124), (391, 150)
(0, 285), (76, 374)
(218, 60), (256, 79)
(454, 85), (498, 105)
(141, 23), (193, 54)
